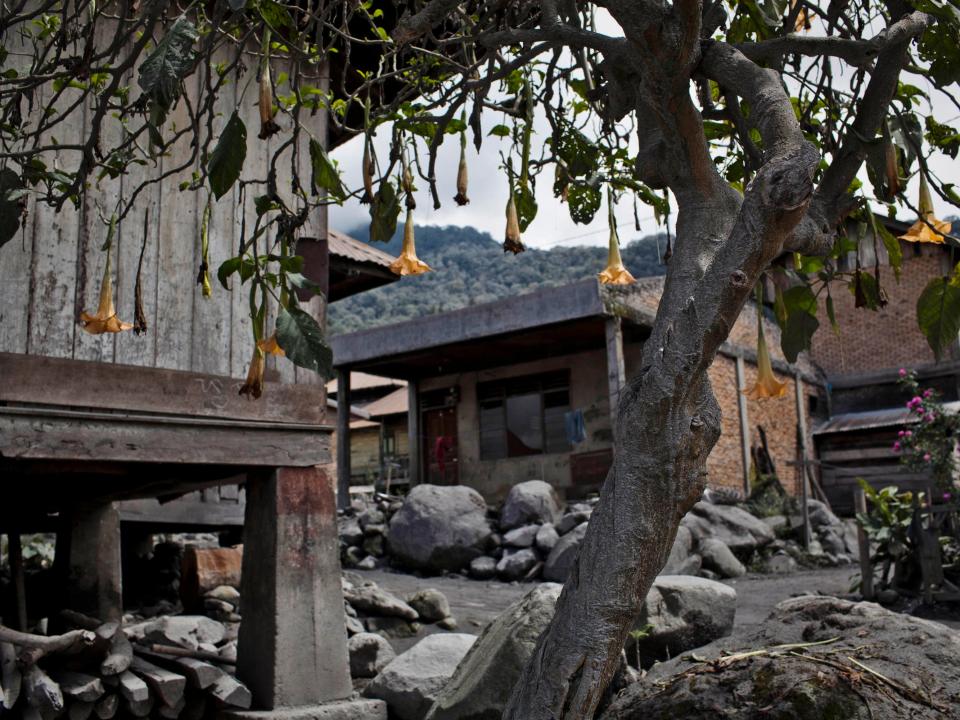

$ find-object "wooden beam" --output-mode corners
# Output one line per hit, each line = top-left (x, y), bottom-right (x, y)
(407, 381), (420, 487)
(0, 353), (325, 425)
(0, 407), (331, 467)
(734, 357), (752, 497)
(337, 370), (351, 511)
(795, 373), (812, 548)
(854, 488), (873, 600)
(9, 533), (27, 631)
(604, 317), (626, 424)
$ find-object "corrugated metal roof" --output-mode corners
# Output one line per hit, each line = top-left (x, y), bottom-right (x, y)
(362, 386), (408, 418)
(813, 401), (960, 435)
(325, 371), (407, 395)
(329, 229), (396, 268)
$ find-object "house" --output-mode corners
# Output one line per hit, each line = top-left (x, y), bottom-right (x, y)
(331, 277), (823, 503)
(809, 219), (960, 513)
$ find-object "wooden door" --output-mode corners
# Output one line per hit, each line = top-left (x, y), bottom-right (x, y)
(423, 407), (459, 485)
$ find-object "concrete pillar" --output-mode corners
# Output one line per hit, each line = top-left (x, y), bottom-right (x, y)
(63, 503), (122, 622)
(407, 381), (420, 486)
(604, 317), (626, 424)
(735, 356), (752, 496)
(231, 466), (384, 720)
(795, 372), (812, 548)
(336, 369), (351, 510)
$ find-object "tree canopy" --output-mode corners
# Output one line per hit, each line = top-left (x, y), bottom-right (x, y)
(2, 1), (960, 717)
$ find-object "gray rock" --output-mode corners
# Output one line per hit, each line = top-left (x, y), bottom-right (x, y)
(349, 633), (396, 679)
(204, 585), (240, 604)
(387, 485), (493, 573)
(818, 527), (847, 556)
(407, 589), (451, 623)
(699, 538), (746, 578)
(661, 526), (694, 575)
(437, 617), (458, 631)
(339, 517), (364, 547)
(682, 502), (775, 553)
(535, 524), (560, 554)
(344, 583), (419, 621)
(556, 509), (592, 535)
(807, 500), (841, 530)
(503, 524), (540, 548)
(345, 614), (365, 636)
(363, 535), (385, 557)
(356, 555), (378, 571)
(365, 617), (422, 639)
(143, 616), (225, 652)
(842, 519), (862, 559)
(468, 556), (497, 580)
(762, 514), (788, 533)
(364, 633), (477, 720)
(807, 537), (824, 557)
(626, 575), (736, 668)
(343, 546), (365, 566)
(496, 548), (539, 581)
(359, 508), (386, 529)
(603, 596), (960, 720)
(763, 553), (798, 574)
(363, 523), (387, 537)
(543, 522), (589, 582)
(500, 480), (562, 531)
(425, 584), (562, 720)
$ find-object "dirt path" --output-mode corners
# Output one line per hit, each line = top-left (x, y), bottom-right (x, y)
(352, 565), (862, 652)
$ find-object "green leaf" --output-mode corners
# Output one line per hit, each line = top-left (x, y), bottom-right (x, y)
(208, 111), (247, 200)
(781, 284), (817, 316)
(309, 138), (346, 201)
(369, 181), (400, 242)
(258, 0), (295, 29)
(254, 194), (279, 216)
(488, 124), (511, 138)
(781, 310), (819, 363)
(514, 183), (538, 232)
(873, 218), (903, 281)
(276, 306), (333, 377)
(567, 183), (601, 225)
(286, 272), (325, 296)
(217, 257), (242, 290)
(228, 0), (247, 10)
(826, 292), (840, 336)
(137, 18), (198, 112)
(917, 275), (960, 360)
(0, 168), (26, 249)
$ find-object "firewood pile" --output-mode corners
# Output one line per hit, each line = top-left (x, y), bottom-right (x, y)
(0, 609), (249, 719)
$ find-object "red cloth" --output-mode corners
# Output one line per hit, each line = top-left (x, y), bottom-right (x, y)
(434, 436), (453, 473)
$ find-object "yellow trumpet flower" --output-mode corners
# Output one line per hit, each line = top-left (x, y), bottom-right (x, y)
(503, 192), (525, 254)
(743, 317), (787, 400)
(454, 140), (469, 206)
(899, 175), (951, 244)
(389, 210), (432, 276)
(239, 346), (266, 399)
(598, 193), (635, 285)
(257, 332), (285, 357)
(80, 217), (133, 335)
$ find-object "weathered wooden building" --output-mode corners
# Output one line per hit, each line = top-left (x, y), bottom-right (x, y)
(0, 16), (386, 719)
(331, 278), (823, 503)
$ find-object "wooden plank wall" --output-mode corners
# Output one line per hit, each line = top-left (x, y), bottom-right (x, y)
(0, 28), (329, 386)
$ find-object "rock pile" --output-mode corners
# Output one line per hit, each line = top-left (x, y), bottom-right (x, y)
(339, 482), (859, 582)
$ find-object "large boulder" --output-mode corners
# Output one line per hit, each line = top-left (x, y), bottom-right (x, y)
(807, 499), (841, 530)
(681, 502), (775, 554)
(348, 632), (396, 679)
(425, 584), (562, 720)
(625, 575), (736, 667)
(500, 481), (562, 530)
(602, 596), (960, 720)
(660, 526), (698, 575)
(407, 589), (451, 623)
(542, 522), (588, 582)
(496, 548), (539, 581)
(699, 538), (746, 579)
(387, 485), (493, 573)
(344, 582), (419, 621)
(364, 633), (477, 720)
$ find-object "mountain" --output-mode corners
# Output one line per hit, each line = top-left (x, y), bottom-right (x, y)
(328, 224), (667, 335)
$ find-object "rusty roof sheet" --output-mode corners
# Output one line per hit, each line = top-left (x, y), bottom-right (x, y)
(326, 371), (407, 395)
(329, 228), (396, 267)
(813, 401), (960, 435)
(361, 386), (408, 418)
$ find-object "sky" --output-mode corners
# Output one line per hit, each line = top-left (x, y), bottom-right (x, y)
(329, 13), (959, 250)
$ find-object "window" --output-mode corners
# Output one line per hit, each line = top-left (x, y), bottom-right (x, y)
(478, 371), (572, 460)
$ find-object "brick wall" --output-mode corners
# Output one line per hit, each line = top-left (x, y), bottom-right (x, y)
(811, 244), (950, 377)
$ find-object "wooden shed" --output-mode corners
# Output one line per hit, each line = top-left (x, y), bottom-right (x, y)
(0, 12), (386, 718)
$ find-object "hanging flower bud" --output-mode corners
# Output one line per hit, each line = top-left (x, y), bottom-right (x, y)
(360, 136), (375, 204)
(503, 192), (525, 254)
(80, 216), (133, 334)
(258, 62), (280, 140)
(791, 0), (813, 31)
(899, 174), (951, 244)
(389, 209), (432, 276)
(554, 162), (569, 203)
(454, 141), (469, 206)
(402, 158), (416, 210)
(239, 346), (266, 399)
(598, 197), (635, 285)
(743, 316), (787, 400)
(883, 140), (900, 199)
(197, 198), (212, 298)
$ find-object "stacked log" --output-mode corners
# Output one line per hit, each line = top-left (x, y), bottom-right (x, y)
(0, 611), (250, 719)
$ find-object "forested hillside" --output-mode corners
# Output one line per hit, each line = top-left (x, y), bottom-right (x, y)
(328, 225), (667, 334)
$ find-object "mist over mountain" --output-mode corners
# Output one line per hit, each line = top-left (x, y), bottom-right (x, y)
(328, 224), (667, 335)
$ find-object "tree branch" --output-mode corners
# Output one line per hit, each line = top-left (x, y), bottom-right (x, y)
(736, 34), (884, 66)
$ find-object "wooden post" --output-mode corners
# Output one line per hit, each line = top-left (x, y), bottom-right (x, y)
(336, 370), (351, 511)
(63, 503), (122, 622)
(794, 372), (812, 548)
(9, 533), (28, 631)
(854, 487), (874, 600)
(604, 317), (626, 424)
(734, 356), (752, 497)
(407, 381), (420, 486)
